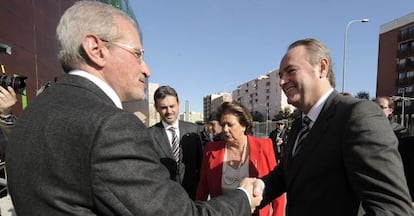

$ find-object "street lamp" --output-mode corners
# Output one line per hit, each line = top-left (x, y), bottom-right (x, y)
(341, 18), (369, 93)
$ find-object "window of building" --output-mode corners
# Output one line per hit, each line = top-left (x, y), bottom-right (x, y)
(400, 43), (408, 52)
(406, 86), (413, 93)
(408, 56), (414, 66)
(407, 71), (414, 78)
(398, 59), (406, 69)
(401, 28), (408, 39)
(399, 72), (406, 80)
(398, 87), (406, 94)
(409, 26), (414, 36)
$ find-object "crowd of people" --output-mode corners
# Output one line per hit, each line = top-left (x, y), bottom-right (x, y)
(0, 1), (413, 216)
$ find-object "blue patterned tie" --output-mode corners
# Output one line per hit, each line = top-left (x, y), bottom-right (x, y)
(292, 116), (312, 157)
(168, 127), (180, 162)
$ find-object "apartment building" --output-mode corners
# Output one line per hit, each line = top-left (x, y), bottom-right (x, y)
(232, 69), (294, 121)
(377, 12), (414, 129)
(203, 92), (232, 122)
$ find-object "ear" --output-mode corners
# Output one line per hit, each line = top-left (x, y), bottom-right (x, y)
(81, 35), (107, 68)
(318, 58), (329, 78)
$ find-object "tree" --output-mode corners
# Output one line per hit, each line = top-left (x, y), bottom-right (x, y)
(355, 91), (370, 100)
(251, 111), (264, 122)
(273, 107), (293, 120)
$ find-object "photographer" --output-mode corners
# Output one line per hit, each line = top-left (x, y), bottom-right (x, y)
(0, 86), (17, 161)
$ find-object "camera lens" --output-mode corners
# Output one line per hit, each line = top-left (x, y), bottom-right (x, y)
(0, 75), (27, 95)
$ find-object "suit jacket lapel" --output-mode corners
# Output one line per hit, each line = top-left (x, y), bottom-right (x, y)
(179, 122), (189, 140)
(153, 122), (174, 158)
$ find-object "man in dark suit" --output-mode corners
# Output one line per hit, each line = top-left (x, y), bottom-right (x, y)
(149, 85), (203, 200)
(5, 2), (261, 215)
(254, 38), (414, 215)
(268, 119), (288, 164)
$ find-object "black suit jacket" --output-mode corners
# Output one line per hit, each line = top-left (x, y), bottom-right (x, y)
(399, 135), (414, 201)
(5, 74), (250, 216)
(149, 120), (203, 200)
(261, 91), (414, 216)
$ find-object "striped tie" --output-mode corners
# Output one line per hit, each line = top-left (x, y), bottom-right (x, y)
(168, 127), (180, 162)
(292, 116), (312, 157)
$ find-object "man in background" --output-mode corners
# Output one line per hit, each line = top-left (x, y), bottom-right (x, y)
(374, 96), (409, 138)
(149, 85), (203, 200)
(209, 112), (225, 142)
(268, 120), (288, 164)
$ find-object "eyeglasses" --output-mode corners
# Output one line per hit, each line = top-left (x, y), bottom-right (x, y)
(101, 39), (144, 63)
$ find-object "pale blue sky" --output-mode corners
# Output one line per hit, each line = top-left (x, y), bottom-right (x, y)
(131, 0), (413, 113)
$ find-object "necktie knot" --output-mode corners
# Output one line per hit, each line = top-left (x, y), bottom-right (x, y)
(303, 116), (311, 127)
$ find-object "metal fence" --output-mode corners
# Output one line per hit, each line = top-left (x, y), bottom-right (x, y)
(252, 121), (278, 138)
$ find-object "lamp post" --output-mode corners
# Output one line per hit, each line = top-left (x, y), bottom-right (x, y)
(341, 18), (369, 93)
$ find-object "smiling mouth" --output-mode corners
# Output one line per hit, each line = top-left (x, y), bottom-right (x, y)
(284, 86), (296, 94)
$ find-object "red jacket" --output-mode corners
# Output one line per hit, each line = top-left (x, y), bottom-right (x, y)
(196, 135), (285, 216)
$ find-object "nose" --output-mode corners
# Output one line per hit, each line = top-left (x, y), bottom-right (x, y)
(279, 73), (287, 87)
(166, 107), (174, 114)
(142, 61), (151, 78)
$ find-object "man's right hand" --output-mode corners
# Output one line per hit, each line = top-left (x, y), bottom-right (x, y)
(239, 177), (263, 212)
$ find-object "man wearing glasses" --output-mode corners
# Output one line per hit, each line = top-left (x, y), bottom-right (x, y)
(5, 1), (262, 215)
(374, 96), (409, 138)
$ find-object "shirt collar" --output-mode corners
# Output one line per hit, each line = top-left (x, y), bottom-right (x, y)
(303, 88), (334, 127)
(68, 70), (123, 109)
(162, 120), (179, 130)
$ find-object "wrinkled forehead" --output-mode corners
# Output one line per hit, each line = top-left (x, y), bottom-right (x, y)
(114, 16), (142, 46)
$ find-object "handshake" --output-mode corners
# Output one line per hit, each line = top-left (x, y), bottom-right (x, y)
(239, 177), (264, 213)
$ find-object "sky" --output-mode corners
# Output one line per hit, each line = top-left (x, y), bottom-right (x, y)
(130, 0), (414, 113)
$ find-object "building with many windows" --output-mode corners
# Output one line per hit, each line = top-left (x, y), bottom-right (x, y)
(232, 69), (294, 121)
(203, 92), (232, 122)
(377, 12), (414, 131)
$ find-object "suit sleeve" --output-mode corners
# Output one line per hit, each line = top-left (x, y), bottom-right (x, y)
(343, 100), (414, 215)
(261, 139), (285, 216)
(90, 112), (251, 216)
